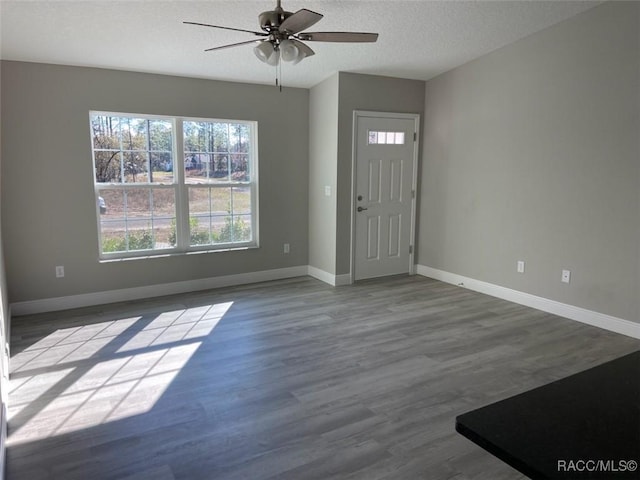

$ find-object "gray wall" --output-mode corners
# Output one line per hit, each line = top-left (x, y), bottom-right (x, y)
(308, 74), (339, 274)
(418, 1), (639, 322)
(1, 61), (309, 303)
(336, 72), (425, 275)
(0, 59), (7, 478)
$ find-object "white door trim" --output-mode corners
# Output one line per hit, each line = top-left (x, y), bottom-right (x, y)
(350, 110), (420, 282)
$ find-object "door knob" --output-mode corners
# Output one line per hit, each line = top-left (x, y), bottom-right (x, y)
(357, 206), (368, 212)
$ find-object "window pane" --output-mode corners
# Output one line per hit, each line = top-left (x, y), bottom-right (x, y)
(153, 224), (173, 250)
(211, 154), (230, 182)
(125, 189), (151, 218)
(100, 188), (125, 252)
(190, 222), (211, 246)
(212, 187), (231, 214)
(126, 219), (154, 251)
(123, 151), (148, 183)
(184, 153), (207, 184)
(100, 188), (125, 218)
(121, 118), (147, 151)
(395, 132), (405, 144)
(188, 187), (210, 215)
(94, 151), (122, 183)
(188, 187), (212, 246)
(184, 122), (204, 152)
(102, 230), (127, 253)
(150, 152), (173, 183)
(151, 188), (175, 217)
(229, 124), (249, 153)
(368, 131), (377, 145)
(149, 120), (172, 151)
(151, 188), (175, 249)
(212, 188), (231, 244)
(231, 154), (249, 181)
(214, 123), (229, 152)
(232, 187), (251, 215)
(377, 132), (387, 144)
(232, 215), (252, 242)
(184, 121), (221, 153)
(92, 115), (121, 150)
(212, 215), (232, 244)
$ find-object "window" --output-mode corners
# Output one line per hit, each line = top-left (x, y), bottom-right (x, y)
(368, 130), (405, 145)
(91, 112), (258, 258)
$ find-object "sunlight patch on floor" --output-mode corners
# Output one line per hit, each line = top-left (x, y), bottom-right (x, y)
(8, 302), (233, 444)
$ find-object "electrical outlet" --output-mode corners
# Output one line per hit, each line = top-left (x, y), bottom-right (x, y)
(324, 185), (331, 197)
(517, 260), (525, 273)
(283, 243), (290, 254)
(561, 269), (571, 283)
(55, 265), (65, 278)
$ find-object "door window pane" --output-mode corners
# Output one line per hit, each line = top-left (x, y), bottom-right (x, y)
(367, 130), (406, 145)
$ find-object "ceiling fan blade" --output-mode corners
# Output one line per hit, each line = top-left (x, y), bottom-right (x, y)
(279, 9), (323, 34)
(298, 32), (379, 43)
(184, 21), (267, 36)
(204, 39), (261, 52)
(291, 39), (315, 58)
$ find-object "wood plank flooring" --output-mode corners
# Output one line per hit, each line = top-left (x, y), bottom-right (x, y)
(6, 275), (639, 479)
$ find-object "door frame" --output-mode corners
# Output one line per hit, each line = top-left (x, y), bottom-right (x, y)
(350, 110), (420, 282)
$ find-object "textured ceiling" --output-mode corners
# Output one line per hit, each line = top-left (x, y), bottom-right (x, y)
(0, 1), (602, 88)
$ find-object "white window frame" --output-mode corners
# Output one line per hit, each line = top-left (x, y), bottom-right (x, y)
(91, 111), (259, 260)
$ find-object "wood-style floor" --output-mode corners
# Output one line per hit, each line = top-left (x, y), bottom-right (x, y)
(6, 275), (639, 479)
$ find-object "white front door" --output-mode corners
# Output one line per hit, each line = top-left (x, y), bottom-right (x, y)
(353, 113), (418, 281)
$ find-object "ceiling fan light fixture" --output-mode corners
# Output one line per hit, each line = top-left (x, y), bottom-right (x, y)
(290, 51), (306, 65)
(254, 41), (278, 64)
(267, 48), (280, 66)
(279, 39), (300, 63)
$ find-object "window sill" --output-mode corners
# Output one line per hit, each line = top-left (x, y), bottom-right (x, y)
(99, 244), (259, 263)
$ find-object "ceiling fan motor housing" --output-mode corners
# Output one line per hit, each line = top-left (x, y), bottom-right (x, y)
(258, 9), (293, 33)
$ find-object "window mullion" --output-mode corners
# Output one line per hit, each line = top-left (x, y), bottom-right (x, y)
(251, 124), (259, 245)
(230, 181), (235, 242)
(119, 119), (125, 185)
(146, 119), (153, 183)
(149, 187), (155, 247)
(174, 119), (189, 250)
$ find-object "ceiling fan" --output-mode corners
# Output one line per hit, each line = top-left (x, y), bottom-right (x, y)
(184, 0), (379, 67)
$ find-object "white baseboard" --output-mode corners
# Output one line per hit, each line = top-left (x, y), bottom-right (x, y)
(416, 265), (640, 340)
(14, 264), (636, 340)
(307, 266), (352, 286)
(10, 266), (308, 316)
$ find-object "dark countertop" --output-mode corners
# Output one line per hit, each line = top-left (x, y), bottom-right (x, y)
(456, 350), (640, 479)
